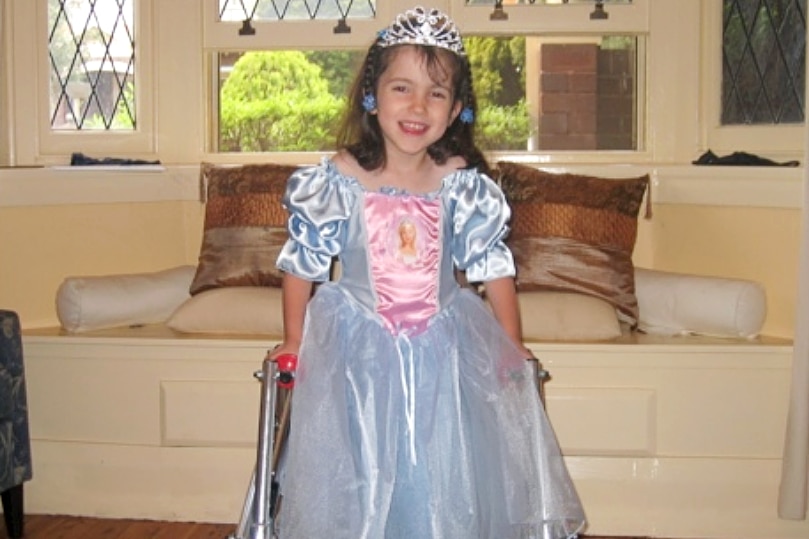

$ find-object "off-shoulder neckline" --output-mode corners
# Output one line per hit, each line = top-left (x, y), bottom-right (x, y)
(320, 157), (475, 199)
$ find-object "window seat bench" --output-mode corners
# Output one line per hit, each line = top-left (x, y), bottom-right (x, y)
(21, 325), (805, 539)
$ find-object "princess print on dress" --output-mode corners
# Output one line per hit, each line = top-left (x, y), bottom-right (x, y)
(395, 218), (419, 266)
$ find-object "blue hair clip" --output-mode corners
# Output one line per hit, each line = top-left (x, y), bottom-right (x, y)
(362, 94), (377, 113)
(459, 107), (474, 124)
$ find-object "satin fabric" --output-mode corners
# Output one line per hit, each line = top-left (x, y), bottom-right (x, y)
(274, 158), (586, 539)
(364, 191), (442, 335)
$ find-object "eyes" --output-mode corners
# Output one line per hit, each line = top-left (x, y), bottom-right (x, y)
(387, 81), (452, 102)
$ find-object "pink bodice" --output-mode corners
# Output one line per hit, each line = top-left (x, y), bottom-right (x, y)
(363, 192), (442, 335)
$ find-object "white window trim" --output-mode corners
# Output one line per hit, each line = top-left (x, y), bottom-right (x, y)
(700, 0), (805, 160)
(0, 5), (10, 165)
(2, 163), (802, 210)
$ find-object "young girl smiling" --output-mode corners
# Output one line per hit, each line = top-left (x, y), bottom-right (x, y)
(271, 7), (586, 538)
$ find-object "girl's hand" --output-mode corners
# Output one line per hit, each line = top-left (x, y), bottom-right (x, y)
(267, 341), (300, 361)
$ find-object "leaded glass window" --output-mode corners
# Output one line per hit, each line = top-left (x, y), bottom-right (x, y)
(723, 0), (806, 125)
(48, 0), (136, 131)
(218, 0), (376, 21)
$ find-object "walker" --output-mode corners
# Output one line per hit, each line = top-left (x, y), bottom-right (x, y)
(227, 352), (297, 539)
(225, 352), (550, 539)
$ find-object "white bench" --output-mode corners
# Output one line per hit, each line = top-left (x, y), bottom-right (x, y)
(21, 325), (802, 539)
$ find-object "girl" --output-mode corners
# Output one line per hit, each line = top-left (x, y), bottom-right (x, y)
(272, 7), (586, 538)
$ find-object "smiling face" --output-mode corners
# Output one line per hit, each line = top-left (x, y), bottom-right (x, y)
(373, 46), (462, 161)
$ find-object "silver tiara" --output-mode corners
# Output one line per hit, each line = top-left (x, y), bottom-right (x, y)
(377, 7), (466, 56)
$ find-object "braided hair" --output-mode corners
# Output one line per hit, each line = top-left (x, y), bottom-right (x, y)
(336, 41), (490, 175)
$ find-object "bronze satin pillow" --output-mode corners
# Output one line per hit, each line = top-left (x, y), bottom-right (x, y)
(496, 161), (650, 326)
(189, 162), (300, 295)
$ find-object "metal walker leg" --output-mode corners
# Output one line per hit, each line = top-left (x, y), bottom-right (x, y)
(227, 354), (296, 539)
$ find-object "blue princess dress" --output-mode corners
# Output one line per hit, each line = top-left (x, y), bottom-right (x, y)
(275, 159), (586, 539)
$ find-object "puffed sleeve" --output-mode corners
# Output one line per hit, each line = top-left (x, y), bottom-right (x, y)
(450, 170), (516, 283)
(276, 163), (354, 282)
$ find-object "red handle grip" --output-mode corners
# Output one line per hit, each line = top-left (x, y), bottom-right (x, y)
(276, 353), (298, 389)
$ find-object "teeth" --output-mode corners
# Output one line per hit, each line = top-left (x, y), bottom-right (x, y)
(402, 122), (427, 132)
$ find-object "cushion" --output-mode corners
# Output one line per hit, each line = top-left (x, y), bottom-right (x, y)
(515, 291), (622, 341)
(167, 287), (284, 335)
(496, 161), (650, 327)
(56, 265), (196, 333)
(634, 267), (767, 339)
(189, 162), (300, 295)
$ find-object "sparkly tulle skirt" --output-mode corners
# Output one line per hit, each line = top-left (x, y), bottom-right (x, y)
(276, 284), (586, 539)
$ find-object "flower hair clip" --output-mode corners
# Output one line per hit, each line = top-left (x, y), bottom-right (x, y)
(362, 94), (377, 113)
(459, 107), (474, 124)
(377, 6), (466, 56)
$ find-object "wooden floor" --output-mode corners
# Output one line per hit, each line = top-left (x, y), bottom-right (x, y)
(1, 515), (654, 539)
(3, 515), (235, 539)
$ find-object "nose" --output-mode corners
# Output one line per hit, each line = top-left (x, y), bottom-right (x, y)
(410, 92), (428, 114)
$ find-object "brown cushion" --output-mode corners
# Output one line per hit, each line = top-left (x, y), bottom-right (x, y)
(496, 161), (649, 326)
(189, 162), (299, 295)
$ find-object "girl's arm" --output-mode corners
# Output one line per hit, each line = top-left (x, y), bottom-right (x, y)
(269, 272), (314, 360)
(484, 276), (533, 358)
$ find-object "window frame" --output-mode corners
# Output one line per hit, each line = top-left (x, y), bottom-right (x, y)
(7, 0), (156, 165)
(10, 0), (767, 166)
(452, 0), (651, 163)
(700, 0), (805, 159)
(204, 0), (652, 163)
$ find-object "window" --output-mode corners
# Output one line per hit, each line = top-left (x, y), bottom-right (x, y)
(218, 0), (376, 22)
(722, 0), (806, 125)
(207, 0), (648, 155)
(4, 0), (655, 165)
(7, 0), (154, 163)
(702, 0), (805, 156)
(48, 0), (136, 131)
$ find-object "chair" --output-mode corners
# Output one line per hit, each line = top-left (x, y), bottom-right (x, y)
(0, 310), (32, 538)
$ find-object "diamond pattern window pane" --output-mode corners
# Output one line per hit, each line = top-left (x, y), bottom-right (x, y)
(48, 0), (136, 131)
(723, 0), (806, 125)
(218, 1), (376, 21)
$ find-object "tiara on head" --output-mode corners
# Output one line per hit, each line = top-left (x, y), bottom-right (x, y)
(377, 6), (466, 56)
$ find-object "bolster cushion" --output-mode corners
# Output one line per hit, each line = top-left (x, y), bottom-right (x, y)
(56, 266), (196, 333)
(635, 267), (767, 339)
